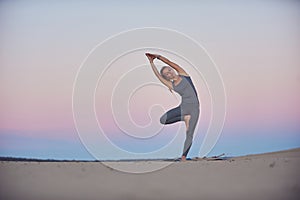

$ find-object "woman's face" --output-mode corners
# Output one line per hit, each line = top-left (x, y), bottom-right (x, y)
(162, 67), (176, 81)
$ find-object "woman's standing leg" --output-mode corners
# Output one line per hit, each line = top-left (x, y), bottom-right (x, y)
(182, 105), (200, 158)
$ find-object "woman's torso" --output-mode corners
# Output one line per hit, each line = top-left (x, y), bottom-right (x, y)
(172, 75), (199, 105)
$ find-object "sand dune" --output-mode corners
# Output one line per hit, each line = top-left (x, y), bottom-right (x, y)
(1, 148), (299, 200)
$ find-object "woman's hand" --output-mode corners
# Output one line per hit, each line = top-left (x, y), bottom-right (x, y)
(145, 53), (159, 62)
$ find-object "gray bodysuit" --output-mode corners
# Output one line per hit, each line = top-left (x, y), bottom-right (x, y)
(160, 75), (200, 157)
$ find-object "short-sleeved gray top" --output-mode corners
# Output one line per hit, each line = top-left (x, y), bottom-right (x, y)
(172, 75), (199, 104)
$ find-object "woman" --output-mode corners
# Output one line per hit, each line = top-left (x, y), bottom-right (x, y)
(145, 53), (200, 161)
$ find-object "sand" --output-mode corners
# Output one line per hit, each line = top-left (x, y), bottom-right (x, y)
(1, 148), (299, 200)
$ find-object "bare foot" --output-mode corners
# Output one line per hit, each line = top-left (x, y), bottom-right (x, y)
(181, 156), (187, 162)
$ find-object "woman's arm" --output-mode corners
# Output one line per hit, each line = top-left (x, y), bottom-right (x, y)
(146, 53), (173, 92)
(157, 55), (189, 76)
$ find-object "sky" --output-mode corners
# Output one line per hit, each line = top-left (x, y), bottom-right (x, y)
(0, 0), (300, 160)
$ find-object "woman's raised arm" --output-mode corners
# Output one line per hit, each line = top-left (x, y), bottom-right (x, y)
(157, 55), (189, 76)
(145, 53), (173, 92)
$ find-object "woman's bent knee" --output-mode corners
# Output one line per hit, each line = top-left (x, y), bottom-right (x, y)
(160, 115), (167, 124)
